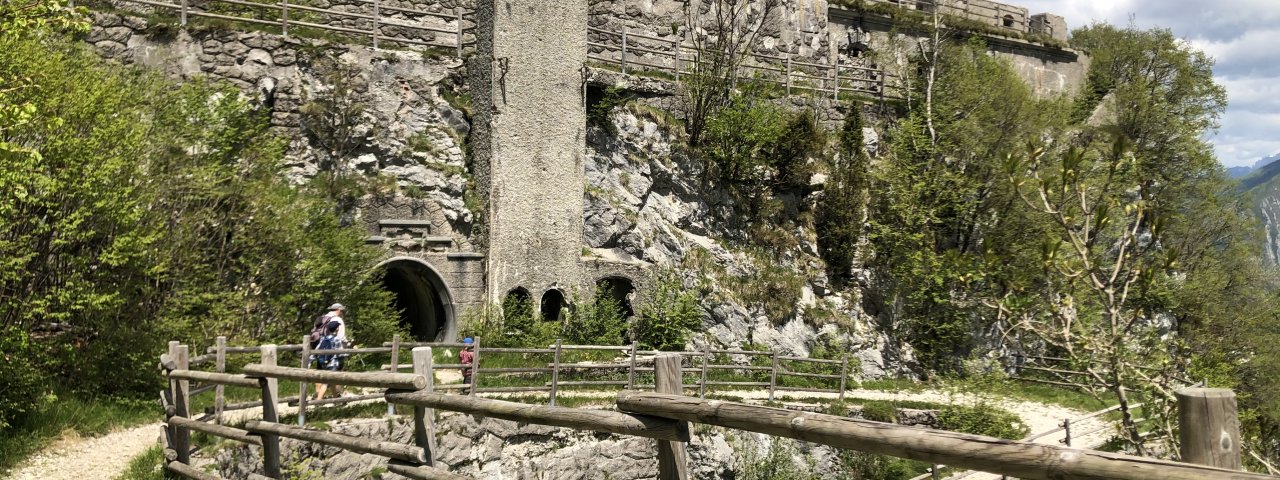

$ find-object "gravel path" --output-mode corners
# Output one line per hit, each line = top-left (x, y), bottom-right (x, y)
(7, 422), (165, 480)
(5, 383), (1115, 480)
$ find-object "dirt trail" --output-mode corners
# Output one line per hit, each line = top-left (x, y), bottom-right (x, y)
(7, 422), (166, 480)
(5, 382), (1112, 480)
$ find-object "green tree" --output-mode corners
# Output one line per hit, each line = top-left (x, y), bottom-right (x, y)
(0, 23), (397, 426)
(816, 104), (870, 282)
(868, 37), (1067, 374)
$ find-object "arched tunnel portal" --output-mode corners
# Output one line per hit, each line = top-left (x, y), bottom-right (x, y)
(378, 258), (456, 342)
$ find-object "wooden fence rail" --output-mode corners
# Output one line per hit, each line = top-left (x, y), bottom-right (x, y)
(91, 0), (475, 53)
(161, 343), (1258, 480)
(616, 391), (1266, 480)
(585, 25), (895, 102)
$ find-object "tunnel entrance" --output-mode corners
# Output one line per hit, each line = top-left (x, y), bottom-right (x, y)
(596, 277), (635, 318)
(541, 289), (566, 321)
(379, 259), (454, 341)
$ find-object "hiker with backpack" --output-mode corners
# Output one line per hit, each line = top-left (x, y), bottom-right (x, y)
(311, 303), (349, 400)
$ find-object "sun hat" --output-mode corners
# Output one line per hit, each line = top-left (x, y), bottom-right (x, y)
(328, 303), (345, 311)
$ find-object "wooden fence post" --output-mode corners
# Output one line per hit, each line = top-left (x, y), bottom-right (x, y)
(215, 336), (227, 425)
(167, 341), (180, 449)
(628, 341), (638, 389)
(620, 30), (628, 74)
(785, 54), (792, 95)
(388, 334), (401, 416)
(174, 344), (191, 465)
(655, 354), (689, 480)
(1061, 418), (1071, 446)
(179, 0), (187, 26)
(699, 343), (709, 399)
(550, 339), (563, 406)
(469, 336), (480, 396)
(259, 345), (282, 478)
(298, 334), (310, 426)
(455, 7), (464, 57)
(769, 351), (778, 402)
(838, 357), (847, 401)
(672, 36), (680, 81)
(371, 0), (380, 49)
(413, 347), (437, 465)
(280, 0), (289, 39)
(1177, 388), (1242, 470)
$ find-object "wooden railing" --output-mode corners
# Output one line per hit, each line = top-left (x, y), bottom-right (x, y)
(586, 26), (896, 101)
(1007, 353), (1199, 390)
(857, 0), (1035, 32)
(160, 342), (1267, 480)
(178, 335), (850, 425)
(84, 0), (475, 52)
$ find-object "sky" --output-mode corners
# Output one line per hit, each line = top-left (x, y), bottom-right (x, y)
(1016, 0), (1280, 168)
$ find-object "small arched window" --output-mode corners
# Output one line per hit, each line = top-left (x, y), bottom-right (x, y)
(1002, 15), (1015, 28)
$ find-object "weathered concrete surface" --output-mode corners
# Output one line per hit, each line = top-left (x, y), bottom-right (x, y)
(469, 0), (588, 305)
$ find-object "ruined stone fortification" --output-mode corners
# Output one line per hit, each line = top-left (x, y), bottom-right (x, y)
(88, 0), (1085, 361)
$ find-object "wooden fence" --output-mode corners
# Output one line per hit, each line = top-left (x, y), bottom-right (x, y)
(586, 26), (895, 101)
(85, 0), (475, 52)
(857, 0), (1036, 33)
(1007, 354), (1198, 391)
(160, 341), (1266, 480)
(178, 334), (849, 425)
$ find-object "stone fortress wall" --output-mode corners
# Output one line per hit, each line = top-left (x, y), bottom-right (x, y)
(86, 0), (1087, 344)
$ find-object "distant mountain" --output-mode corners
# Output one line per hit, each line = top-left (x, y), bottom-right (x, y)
(1238, 157), (1280, 265)
(1256, 154), (1280, 170)
(1225, 153), (1280, 179)
(1228, 166), (1254, 178)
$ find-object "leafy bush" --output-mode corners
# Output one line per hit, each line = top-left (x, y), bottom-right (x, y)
(700, 93), (787, 188)
(834, 450), (931, 480)
(0, 327), (44, 430)
(564, 288), (627, 345)
(737, 437), (820, 480)
(633, 269), (702, 350)
(938, 403), (1030, 439)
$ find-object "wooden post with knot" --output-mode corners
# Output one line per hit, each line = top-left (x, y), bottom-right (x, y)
(1178, 388), (1242, 470)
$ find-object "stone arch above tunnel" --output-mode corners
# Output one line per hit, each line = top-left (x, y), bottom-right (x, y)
(377, 257), (457, 342)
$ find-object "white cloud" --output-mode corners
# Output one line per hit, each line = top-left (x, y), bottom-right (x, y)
(1014, 0), (1280, 167)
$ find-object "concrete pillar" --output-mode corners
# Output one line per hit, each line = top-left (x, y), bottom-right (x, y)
(469, 0), (587, 303)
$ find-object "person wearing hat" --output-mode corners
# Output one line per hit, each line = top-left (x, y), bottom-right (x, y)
(314, 303), (348, 400)
(460, 337), (475, 388)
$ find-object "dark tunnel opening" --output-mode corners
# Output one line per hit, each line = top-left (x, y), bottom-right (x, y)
(541, 289), (566, 321)
(380, 260), (451, 341)
(597, 277), (635, 318)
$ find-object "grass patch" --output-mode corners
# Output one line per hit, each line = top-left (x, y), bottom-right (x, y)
(0, 392), (158, 475)
(280, 401), (394, 425)
(116, 445), (165, 480)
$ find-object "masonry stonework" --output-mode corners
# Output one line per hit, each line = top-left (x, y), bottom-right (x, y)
(468, 0), (589, 305)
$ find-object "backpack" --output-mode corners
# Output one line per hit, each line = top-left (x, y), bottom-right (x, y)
(308, 315), (329, 347)
(315, 334), (340, 367)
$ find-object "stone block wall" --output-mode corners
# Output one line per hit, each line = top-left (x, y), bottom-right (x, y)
(468, 0), (589, 305)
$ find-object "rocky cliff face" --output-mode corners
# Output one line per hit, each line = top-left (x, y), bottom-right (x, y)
(583, 105), (906, 378)
(1240, 161), (1280, 265)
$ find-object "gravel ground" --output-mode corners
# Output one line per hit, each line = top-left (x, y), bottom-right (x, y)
(7, 422), (166, 480)
(6, 382), (1114, 480)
